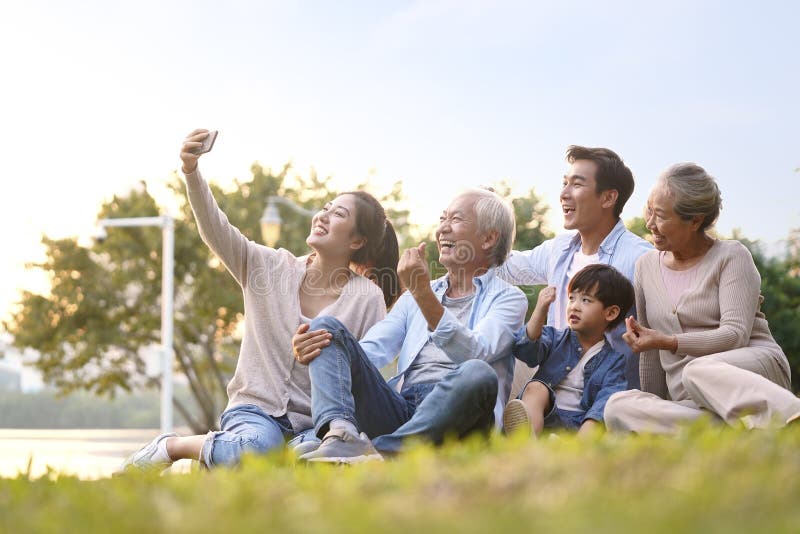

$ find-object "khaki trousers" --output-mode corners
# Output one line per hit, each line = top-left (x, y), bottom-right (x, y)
(605, 348), (800, 433)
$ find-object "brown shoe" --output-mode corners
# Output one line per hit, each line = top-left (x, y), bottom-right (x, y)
(503, 399), (532, 436)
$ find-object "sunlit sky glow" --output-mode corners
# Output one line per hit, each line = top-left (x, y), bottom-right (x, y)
(1, 1), (798, 322)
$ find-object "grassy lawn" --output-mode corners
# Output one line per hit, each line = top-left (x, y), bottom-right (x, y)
(2, 424), (799, 533)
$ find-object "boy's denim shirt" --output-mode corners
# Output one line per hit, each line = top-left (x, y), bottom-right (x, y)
(513, 325), (627, 423)
(359, 267), (528, 427)
(497, 220), (652, 387)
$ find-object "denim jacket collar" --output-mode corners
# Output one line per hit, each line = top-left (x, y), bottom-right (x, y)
(565, 330), (613, 370)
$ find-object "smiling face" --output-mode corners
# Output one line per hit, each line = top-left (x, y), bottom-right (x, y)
(305, 194), (365, 258)
(644, 180), (702, 252)
(435, 192), (492, 271)
(560, 160), (617, 232)
(566, 284), (619, 338)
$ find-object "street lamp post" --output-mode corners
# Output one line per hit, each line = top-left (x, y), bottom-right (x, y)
(96, 215), (175, 434)
(259, 196), (317, 246)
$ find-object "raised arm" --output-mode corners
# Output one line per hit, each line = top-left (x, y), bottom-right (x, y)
(512, 286), (556, 368)
(525, 286), (556, 341)
(180, 129), (261, 287)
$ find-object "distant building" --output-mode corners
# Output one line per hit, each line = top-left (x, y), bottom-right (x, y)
(0, 333), (44, 393)
(0, 364), (21, 392)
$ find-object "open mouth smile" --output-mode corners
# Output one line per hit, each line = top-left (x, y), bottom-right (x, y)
(439, 239), (456, 250)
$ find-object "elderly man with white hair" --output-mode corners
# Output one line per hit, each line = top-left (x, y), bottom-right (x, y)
(291, 189), (528, 462)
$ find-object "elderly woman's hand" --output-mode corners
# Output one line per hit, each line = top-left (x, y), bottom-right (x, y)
(622, 316), (678, 353)
(179, 129), (211, 174)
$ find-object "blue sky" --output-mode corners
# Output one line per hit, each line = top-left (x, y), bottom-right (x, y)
(0, 0), (798, 319)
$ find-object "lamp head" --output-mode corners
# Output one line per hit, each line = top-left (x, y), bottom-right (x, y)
(260, 200), (282, 247)
(93, 224), (108, 244)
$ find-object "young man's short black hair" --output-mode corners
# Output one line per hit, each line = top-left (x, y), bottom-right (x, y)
(567, 264), (634, 330)
(566, 145), (634, 219)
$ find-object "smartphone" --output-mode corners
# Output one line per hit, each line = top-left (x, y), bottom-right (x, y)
(193, 130), (218, 154)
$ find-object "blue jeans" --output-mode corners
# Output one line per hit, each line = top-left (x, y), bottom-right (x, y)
(200, 404), (317, 467)
(308, 316), (498, 454)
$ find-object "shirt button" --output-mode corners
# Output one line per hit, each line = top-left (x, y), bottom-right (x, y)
(566, 366), (572, 371)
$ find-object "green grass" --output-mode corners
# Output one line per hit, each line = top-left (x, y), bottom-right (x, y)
(3, 424), (800, 533)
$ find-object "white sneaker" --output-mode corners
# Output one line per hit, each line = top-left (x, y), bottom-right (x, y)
(118, 432), (177, 472)
(292, 438), (322, 456)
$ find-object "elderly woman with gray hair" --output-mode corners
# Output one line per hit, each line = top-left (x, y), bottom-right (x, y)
(604, 163), (800, 433)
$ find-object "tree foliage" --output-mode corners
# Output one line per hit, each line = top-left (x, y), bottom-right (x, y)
(625, 216), (650, 240)
(740, 230), (800, 391)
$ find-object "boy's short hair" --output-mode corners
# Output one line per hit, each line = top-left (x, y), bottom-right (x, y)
(567, 264), (634, 330)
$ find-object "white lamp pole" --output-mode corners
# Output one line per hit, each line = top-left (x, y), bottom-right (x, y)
(97, 215), (175, 433)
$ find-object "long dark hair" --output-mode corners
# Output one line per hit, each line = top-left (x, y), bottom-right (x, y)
(345, 191), (400, 308)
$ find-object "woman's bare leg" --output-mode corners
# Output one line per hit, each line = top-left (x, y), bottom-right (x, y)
(166, 435), (206, 461)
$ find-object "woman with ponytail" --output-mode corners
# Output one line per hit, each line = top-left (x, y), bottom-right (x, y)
(120, 129), (399, 471)
(346, 191), (400, 309)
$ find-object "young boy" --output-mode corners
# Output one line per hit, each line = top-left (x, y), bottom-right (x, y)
(503, 264), (634, 436)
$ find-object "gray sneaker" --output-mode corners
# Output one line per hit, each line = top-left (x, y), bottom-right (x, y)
(299, 428), (383, 464)
(503, 399), (532, 436)
(292, 438), (322, 456)
(118, 432), (177, 472)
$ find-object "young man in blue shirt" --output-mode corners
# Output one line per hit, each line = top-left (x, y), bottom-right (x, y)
(497, 146), (651, 389)
(503, 264), (634, 436)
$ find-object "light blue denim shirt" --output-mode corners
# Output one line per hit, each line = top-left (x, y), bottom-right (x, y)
(359, 267), (528, 425)
(496, 220), (652, 387)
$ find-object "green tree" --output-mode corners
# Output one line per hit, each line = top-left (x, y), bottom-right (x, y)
(625, 216), (651, 240)
(741, 230), (800, 391)
(4, 165), (411, 432)
(495, 182), (554, 317)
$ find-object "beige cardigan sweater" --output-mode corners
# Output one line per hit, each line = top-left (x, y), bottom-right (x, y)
(185, 169), (386, 431)
(636, 239), (788, 400)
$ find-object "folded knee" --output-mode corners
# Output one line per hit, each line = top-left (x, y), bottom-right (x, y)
(309, 315), (345, 332)
(603, 390), (639, 431)
(682, 357), (717, 391)
(459, 360), (498, 395)
(461, 359), (495, 381)
(243, 432), (282, 455)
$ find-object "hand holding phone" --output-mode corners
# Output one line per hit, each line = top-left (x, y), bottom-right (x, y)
(192, 130), (218, 154)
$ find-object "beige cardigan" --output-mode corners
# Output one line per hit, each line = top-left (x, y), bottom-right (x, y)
(636, 239), (788, 400)
(185, 169), (386, 431)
